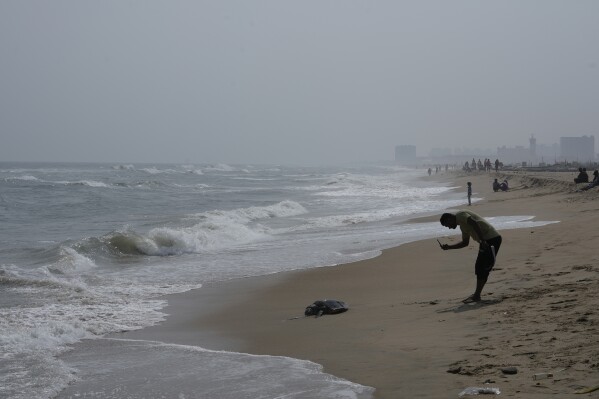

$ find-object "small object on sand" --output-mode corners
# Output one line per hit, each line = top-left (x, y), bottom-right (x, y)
(304, 299), (348, 317)
(575, 385), (599, 394)
(533, 372), (552, 380)
(447, 366), (462, 374)
(501, 367), (518, 375)
(458, 387), (500, 396)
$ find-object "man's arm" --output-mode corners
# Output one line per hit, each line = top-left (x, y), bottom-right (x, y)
(442, 240), (469, 250)
(441, 227), (469, 249)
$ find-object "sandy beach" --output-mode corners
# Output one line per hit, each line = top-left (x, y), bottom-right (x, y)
(121, 169), (599, 398)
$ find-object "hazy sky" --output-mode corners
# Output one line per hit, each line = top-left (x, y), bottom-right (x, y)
(1, 1), (598, 165)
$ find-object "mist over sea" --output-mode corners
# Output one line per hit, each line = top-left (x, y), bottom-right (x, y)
(0, 162), (551, 398)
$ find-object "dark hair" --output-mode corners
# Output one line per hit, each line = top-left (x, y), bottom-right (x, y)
(440, 213), (453, 225)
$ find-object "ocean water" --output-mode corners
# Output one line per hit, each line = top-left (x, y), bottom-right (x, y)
(0, 162), (553, 399)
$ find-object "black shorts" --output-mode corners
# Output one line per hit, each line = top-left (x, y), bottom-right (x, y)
(475, 236), (502, 277)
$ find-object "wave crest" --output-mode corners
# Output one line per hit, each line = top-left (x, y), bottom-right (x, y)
(103, 200), (307, 256)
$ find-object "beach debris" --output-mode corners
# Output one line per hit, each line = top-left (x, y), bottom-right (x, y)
(575, 385), (599, 394)
(533, 373), (552, 380)
(447, 366), (462, 374)
(500, 367), (518, 375)
(304, 299), (348, 317)
(458, 387), (500, 396)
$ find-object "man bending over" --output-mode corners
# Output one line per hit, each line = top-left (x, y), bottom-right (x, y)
(439, 211), (502, 303)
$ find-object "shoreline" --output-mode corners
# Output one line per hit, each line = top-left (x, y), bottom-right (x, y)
(116, 170), (599, 398)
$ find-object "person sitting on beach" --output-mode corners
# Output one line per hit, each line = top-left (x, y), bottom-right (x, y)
(439, 210), (502, 303)
(574, 167), (589, 184)
(492, 178), (501, 192)
(493, 178), (508, 192)
(579, 170), (599, 191)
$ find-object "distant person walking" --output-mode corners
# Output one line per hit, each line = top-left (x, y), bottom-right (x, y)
(467, 182), (472, 206)
(439, 210), (502, 303)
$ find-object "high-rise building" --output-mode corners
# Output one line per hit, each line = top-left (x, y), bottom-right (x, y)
(560, 136), (595, 162)
(529, 135), (536, 158)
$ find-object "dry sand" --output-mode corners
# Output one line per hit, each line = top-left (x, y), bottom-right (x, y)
(122, 169), (599, 398)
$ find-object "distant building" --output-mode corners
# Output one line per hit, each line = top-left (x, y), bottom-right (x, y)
(497, 145), (531, 164)
(529, 135), (536, 159)
(496, 135), (561, 165)
(395, 145), (416, 164)
(560, 135), (595, 163)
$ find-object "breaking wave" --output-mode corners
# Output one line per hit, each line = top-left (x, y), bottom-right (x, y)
(93, 200), (308, 257)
